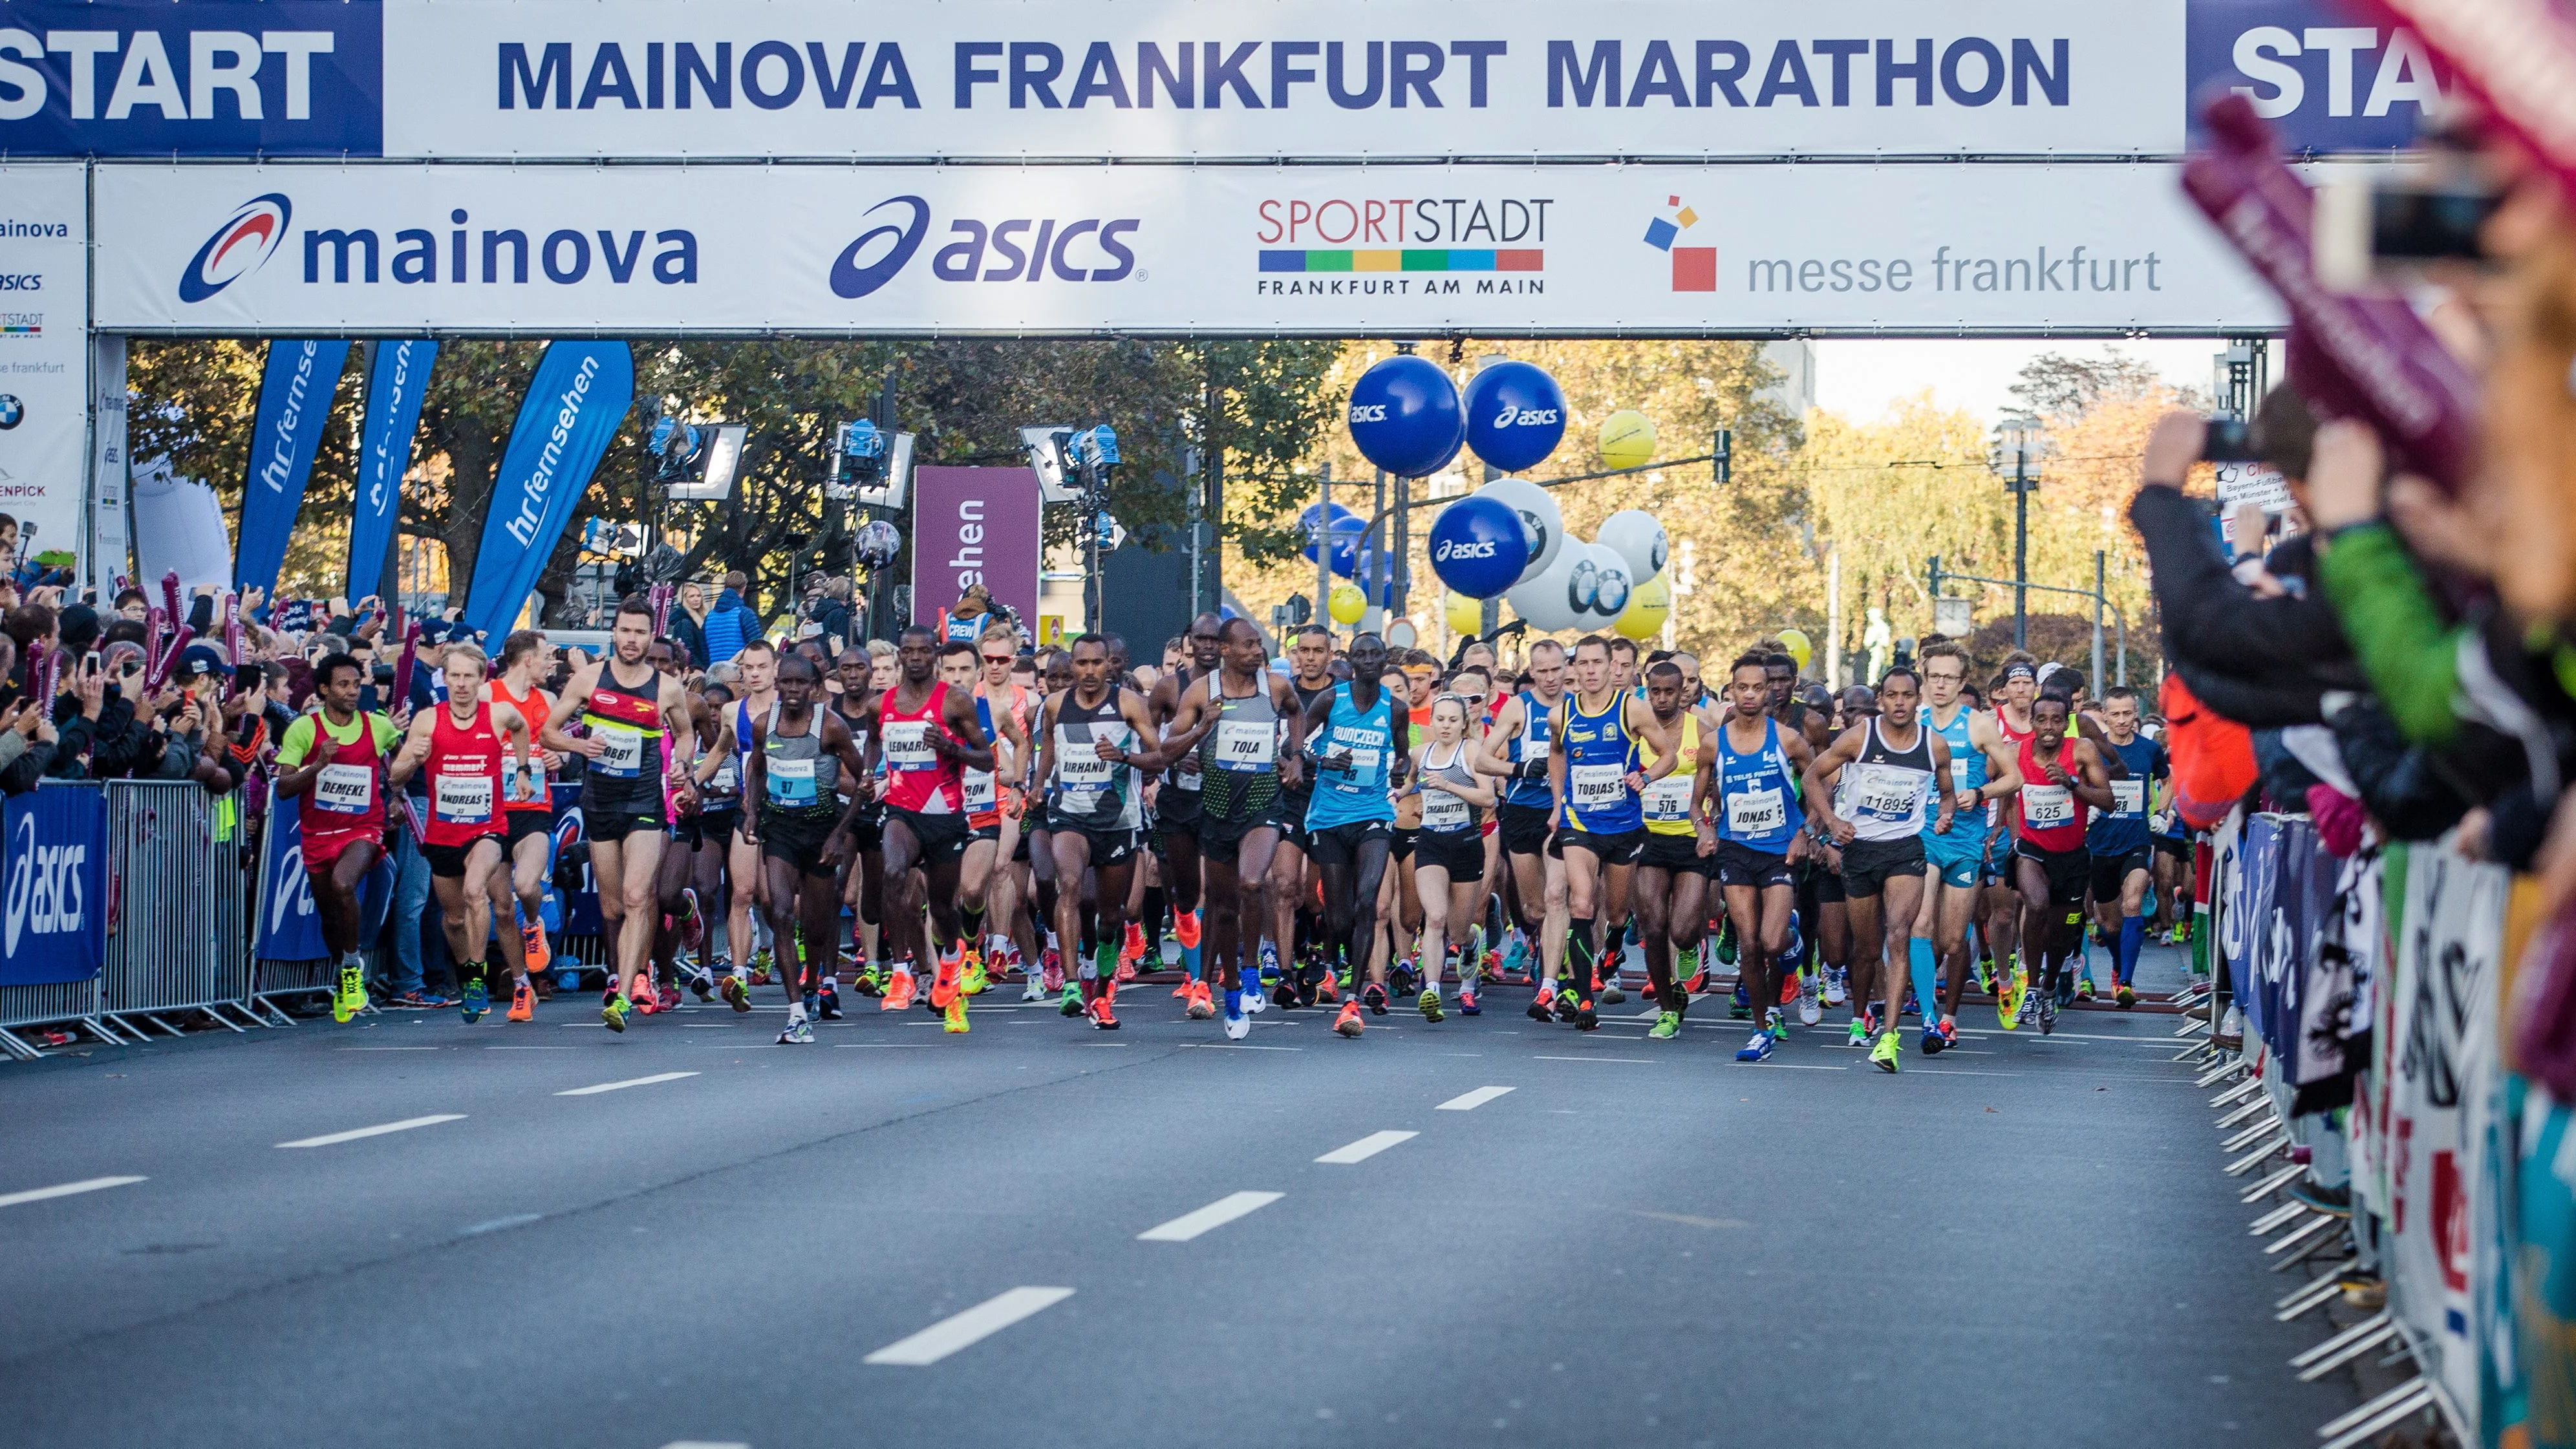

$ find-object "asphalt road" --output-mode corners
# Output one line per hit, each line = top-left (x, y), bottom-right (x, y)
(0, 942), (2354, 1449)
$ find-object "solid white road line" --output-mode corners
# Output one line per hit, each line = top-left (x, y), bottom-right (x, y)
(0, 1175), (146, 1210)
(275, 1114), (466, 1149)
(1532, 1055), (1651, 1064)
(1138, 1191), (1285, 1242)
(1436, 1086), (1515, 1111)
(863, 1287), (1076, 1366)
(1315, 1130), (1417, 1165)
(555, 1071), (701, 1097)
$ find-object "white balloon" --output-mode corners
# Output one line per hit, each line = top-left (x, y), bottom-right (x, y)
(1504, 543), (1585, 633)
(1596, 510), (1669, 586)
(1574, 540), (1635, 623)
(1472, 476), (1564, 586)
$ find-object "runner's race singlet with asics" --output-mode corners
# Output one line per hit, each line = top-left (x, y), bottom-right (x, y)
(1199, 676), (1283, 824)
(2016, 734), (2090, 851)
(1501, 689), (1557, 810)
(1843, 719), (1935, 843)
(1417, 739), (1483, 837)
(1050, 689), (1135, 832)
(488, 680), (553, 815)
(1926, 705), (1988, 844)
(1304, 682), (1397, 830)
(1562, 692), (1642, 835)
(761, 702), (841, 819)
(581, 661), (665, 793)
(1639, 712), (1700, 839)
(2088, 735), (2158, 855)
(305, 713), (391, 841)
(878, 683), (963, 814)
(1717, 716), (1803, 852)
(422, 701), (507, 848)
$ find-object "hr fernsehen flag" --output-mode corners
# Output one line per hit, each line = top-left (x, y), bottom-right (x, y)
(235, 339), (351, 597)
(348, 340), (436, 603)
(458, 343), (634, 643)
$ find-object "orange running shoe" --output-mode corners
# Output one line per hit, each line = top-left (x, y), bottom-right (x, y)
(1333, 1000), (1364, 1037)
(1779, 972), (1800, 1007)
(1090, 989), (1121, 1030)
(881, 970), (917, 1011)
(1185, 980), (1216, 1020)
(1317, 972), (1340, 1002)
(521, 918), (550, 972)
(1173, 910), (1203, 950)
(929, 949), (963, 1009)
(506, 979), (535, 1022)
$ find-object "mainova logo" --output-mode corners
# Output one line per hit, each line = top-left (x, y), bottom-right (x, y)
(180, 193), (294, 303)
(5, 811), (87, 956)
(830, 196), (1141, 299)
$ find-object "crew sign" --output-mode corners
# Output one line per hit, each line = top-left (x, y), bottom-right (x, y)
(0, 1), (2440, 161)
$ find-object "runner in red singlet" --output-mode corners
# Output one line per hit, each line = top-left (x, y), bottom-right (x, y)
(389, 641), (540, 1024)
(873, 625), (996, 1019)
(484, 628), (559, 983)
(2008, 692), (2115, 1035)
(274, 650), (400, 1023)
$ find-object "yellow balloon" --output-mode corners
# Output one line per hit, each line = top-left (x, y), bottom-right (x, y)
(1599, 409), (1658, 470)
(1614, 573), (1671, 641)
(1777, 627), (1812, 671)
(1446, 591), (1485, 637)
(1327, 581), (1368, 625)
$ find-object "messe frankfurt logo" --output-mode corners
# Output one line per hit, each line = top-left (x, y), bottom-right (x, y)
(180, 194), (293, 303)
(1642, 195), (1715, 294)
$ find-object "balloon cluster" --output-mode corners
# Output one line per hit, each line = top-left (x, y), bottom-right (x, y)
(1357, 354), (1671, 642)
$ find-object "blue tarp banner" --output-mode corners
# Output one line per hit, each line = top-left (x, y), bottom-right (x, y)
(349, 339), (435, 601)
(255, 786), (391, 962)
(235, 338), (350, 597)
(458, 341), (633, 642)
(0, 786), (107, 986)
(0, 2), (383, 158)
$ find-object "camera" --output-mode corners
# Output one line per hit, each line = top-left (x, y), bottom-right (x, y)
(2202, 418), (2260, 464)
(2314, 142), (2505, 288)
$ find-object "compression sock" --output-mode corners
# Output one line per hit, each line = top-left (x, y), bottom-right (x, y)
(1908, 937), (1939, 1022)
(1566, 918), (1597, 1005)
(2117, 915), (2144, 987)
(960, 904), (986, 956)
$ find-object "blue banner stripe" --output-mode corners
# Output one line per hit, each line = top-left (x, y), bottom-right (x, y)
(235, 339), (351, 598)
(349, 339), (436, 602)
(458, 341), (634, 643)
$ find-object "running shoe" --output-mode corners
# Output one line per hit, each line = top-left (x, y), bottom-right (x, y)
(333, 960), (364, 1023)
(630, 982), (658, 1016)
(688, 969), (716, 1004)
(963, 957), (989, 997)
(1730, 980), (1752, 1020)
(817, 978), (843, 1020)
(930, 952), (964, 1010)
(1186, 981), (1216, 1020)
(1391, 961), (1417, 1000)
(1920, 1024), (1946, 1055)
(1846, 1016), (1869, 1047)
(1246, 982), (1268, 1014)
(1870, 1030), (1901, 1073)
(1735, 1031), (1773, 1062)
(1419, 989), (1444, 1023)
(853, 965), (883, 997)
(1679, 945), (1706, 996)
(1574, 998), (1600, 1032)
(1116, 954), (1139, 983)
(1778, 971), (1800, 1008)
(1797, 970), (1821, 1025)
(2055, 970), (2079, 1009)
(1021, 972), (1046, 1003)
(881, 971), (917, 1011)
(1364, 983), (1390, 1016)
(1280, 975), (1308, 1010)
(1223, 991), (1251, 1040)
(2035, 990), (2057, 1036)
(601, 994), (629, 1033)
(803, 990), (820, 1024)
(1091, 992), (1122, 1030)
(656, 983), (682, 1013)
(1997, 968), (2026, 1032)
(1458, 982), (1481, 1016)
(749, 963), (774, 988)
(943, 997), (969, 1034)
(1317, 972), (1340, 1004)
(676, 888), (704, 953)
(461, 979), (489, 1024)
(1768, 1007), (1789, 1042)
(2115, 983), (2137, 1009)
(1040, 949), (1064, 994)
(1600, 973), (1626, 1006)
(1526, 987), (1554, 1023)
(721, 974), (751, 1013)
(1061, 983), (1084, 1016)
(1554, 988), (1582, 1024)
(778, 1016), (814, 1045)
(507, 978), (535, 1022)
(1333, 1000), (1364, 1037)
(1648, 1010), (1680, 1041)
(1499, 932), (1530, 983)
(1259, 938), (1282, 987)
(1822, 967), (1849, 1008)
(521, 918), (551, 972)
(1937, 1015), (1959, 1049)
(2076, 971), (2097, 1002)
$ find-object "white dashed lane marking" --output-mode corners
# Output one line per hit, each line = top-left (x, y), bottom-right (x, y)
(555, 1071), (700, 1097)
(1137, 1191), (1285, 1242)
(0, 1175), (146, 1209)
(275, 1115), (466, 1149)
(1435, 1086), (1514, 1111)
(863, 1287), (1076, 1366)
(1314, 1130), (1417, 1165)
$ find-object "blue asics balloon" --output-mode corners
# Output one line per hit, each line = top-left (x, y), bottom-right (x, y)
(1426, 494), (1530, 598)
(1461, 360), (1567, 473)
(1348, 354), (1465, 477)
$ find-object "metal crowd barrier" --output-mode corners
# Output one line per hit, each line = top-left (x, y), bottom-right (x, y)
(0, 780), (268, 1061)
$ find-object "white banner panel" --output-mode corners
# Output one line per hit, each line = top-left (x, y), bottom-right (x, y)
(380, 0), (2181, 161)
(0, 166), (92, 572)
(94, 161), (2281, 336)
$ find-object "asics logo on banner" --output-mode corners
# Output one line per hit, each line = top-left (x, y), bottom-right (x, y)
(1433, 539), (1499, 562)
(180, 194), (293, 303)
(0, 276), (38, 292)
(830, 196), (930, 299)
(4, 813), (86, 955)
(1492, 403), (1558, 428)
(270, 846), (316, 935)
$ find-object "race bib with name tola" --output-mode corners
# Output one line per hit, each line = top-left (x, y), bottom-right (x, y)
(1214, 720), (1276, 770)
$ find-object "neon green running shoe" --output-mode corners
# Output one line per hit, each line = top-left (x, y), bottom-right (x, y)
(1870, 1029), (1902, 1073)
(1648, 1010), (1681, 1040)
(333, 961), (364, 1023)
(1419, 989), (1444, 1023)
(1059, 983), (1083, 1016)
(962, 960), (989, 997)
(601, 995), (629, 1033)
(1768, 1008), (1790, 1042)
(1997, 967), (2026, 1032)
(1847, 1016), (1869, 1046)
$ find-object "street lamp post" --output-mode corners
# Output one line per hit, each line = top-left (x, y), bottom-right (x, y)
(1990, 414), (2044, 651)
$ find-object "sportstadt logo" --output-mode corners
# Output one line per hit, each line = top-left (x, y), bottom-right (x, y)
(180, 194), (293, 303)
(1640, 195), (1715, 294)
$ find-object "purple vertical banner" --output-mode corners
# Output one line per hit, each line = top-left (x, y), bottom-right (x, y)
(909, 467), (1042, 631)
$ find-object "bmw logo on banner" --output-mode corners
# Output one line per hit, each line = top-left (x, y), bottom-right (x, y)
(179, 194), (293, 303)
